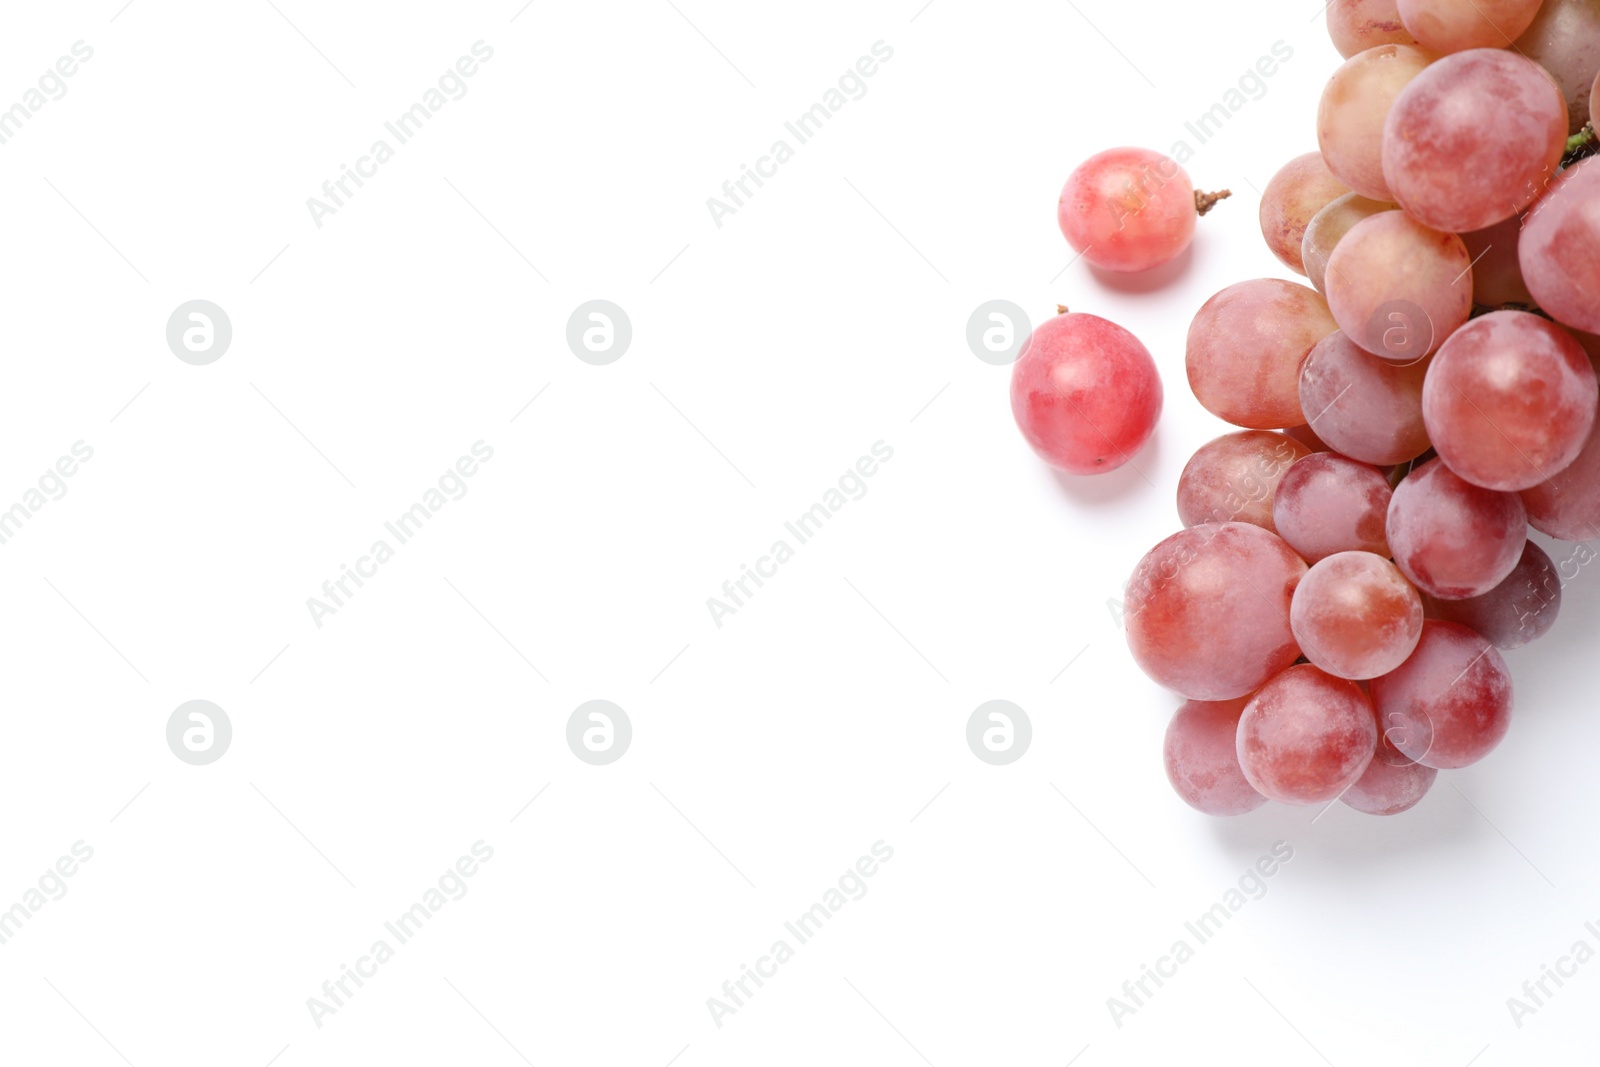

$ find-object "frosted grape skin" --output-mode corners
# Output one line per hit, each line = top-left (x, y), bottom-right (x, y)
(1290, 551), (1423, 679)
(1520, 157), (1600, 336)
(1422, 540), (1560, 649)
(1058, 147), (1196, 273)
(1176, 431), (1312, 533)
(1369, 619), (1513, 769)
(1324, 211), (1472, 360)
(1521, 417), (1600, 541)
(1236, 664), (1377, 805)
(1273, 452), (1394, 562)
(1513, 0), (1600, 134)
(1341, 721), (1438, 815)
(1298, 330), (1431, 465)
(1259, 153), (1350, 274)
(1317, 44), (1435, 201)
(1163, 697), (1269, 816)
(1302, 194), (1395, 295)
(1396, 0), (1542, 54)
(1386, 458), (1526, 599)
(1186, 279), (1338, 429)
(1327, 0), (1418, 57)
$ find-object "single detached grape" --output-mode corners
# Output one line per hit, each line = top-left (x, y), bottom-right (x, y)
(1125, 523), (1307, 701)
(1318, 44), (1435, 201)
(1387, 457), (1526, 598)
(1291, 551), (1423, 679)
(1302, 194), (1395, 295)
(1382, 49), (1567, 233)
(1396, 0), (1542, 54)
(1514, 0), (1600, 134)
(1299, 330), (1431, 464)
(1176, 431), (1311, 532)
(1237, 664), (1377, 805)
(1186, 279), (1338, 429)
(1325, 211), (1472, 360)
(1273, 452), (1393, 561)
(1163, 697), (1268, 816)
(1342, 722), (1438, 815)
(1520, 157), (1600, 335)
(1460, 212), (1534, 307)
(1328, 0), (1418, 57)
(1422, 311), (1598, 491)
(1370, 619), (1513, 769)
(1058, 148), (1215, 273)
(1522, 418), (1600, 541)
(1259, 153), (1350, 275)
(1424, 540), (1560, 649)
(1010, 312), (1162, 474)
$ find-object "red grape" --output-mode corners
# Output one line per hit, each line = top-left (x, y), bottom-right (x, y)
(1514, 0), (1600, 134)
(1318, 44), (1435, 201)
(1396, 0), (1542, 55)
(1423, 540), (1560, 649)
(1176, 431), (1311, 532)
(1327, 0), (1418, 57)
(1370, 619), (1513, 769)
(1522, 417), (1600, 541)
(1273, 452), (1394, 561)
(1325, 211), (1472, 360)
(1291, 551), (1423, 679)
(1298, 330), (1431, 464)
(1186, 279), (1338, 429)
(1342, 721), (1438, 815)
(1237, 664), (1377, 805)
(1520, 157), (1600, 335)
(1259, 153), (1350, 274)
(1058, 148), (1199, 273)
(1163, 697), (1268, 816)
(1387, 457), (1526, 598)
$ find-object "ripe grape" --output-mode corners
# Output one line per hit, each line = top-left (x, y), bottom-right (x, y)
(1010, 312), (1162, 474)
(1301, 194), (1395, 295)
(1460, 212), (1533, 307)
(1058, 148), (1199, 273)
(1163, 697), (1268, 816)
(1396, 0), (1541, 54)
(1186, 279), (1338, 429)
(1422, 311), (1598, 491)
(1522, 418), (1600, 540)
(1370, 620), (1513, 769)
(1327, 0), (1418, 57)
(1382, 49), (1567, 233)
(1298, 330), (1431, 464)
(1514, 0), (1600, 134)
(1423, 540), (1560, 649)
(1520, 157), (1600, 335)
(1290, 551), (1423, 679)
(1273, 453), (1393, 561)
(1125, 523), (1307, 701)
(1342, 724), (1438, 815)
(1281, 423), (1334, 453)
(1325, 211), (1471, 360)
(1318, 44), (1435, 201)
(1236, 664), (1377, 805)
(1176, 431), (1311, 532)
(1387, 457), (1526, 598)
(1259, 153), (1350, 274)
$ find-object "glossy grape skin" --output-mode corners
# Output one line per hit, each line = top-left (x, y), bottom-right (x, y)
(1302, 194), (1395, 295)
(1387, 458), (1526, 598)
(1423, 540), (1561, 649)
(1325, 211), (1471, 360)
(1520, 157), (1600, 335)
(1236, 664), (1377, 805)
(1382, 50), (1567, 233)
(1422, 312), (1598, 491)
(1186, 279), (1338, 429)
(1273, 453), (1393, 561)
(1342, 724), (1438, 815)
(1290, 551), (1423, 679)
(1010, 313), (1162, 474)
(1522, 417), (1600, 540)
(1460, 213), (1533, 307)
(1163, 697), (1268, 816)
(1318, 45), (1435, 201)
(1299, 331), (1431, 464)
(1176, 431), (1311, 532)
(1514, 0), (1600, 134)
(1396, 0), (1542, 54)
(1370, 619), (1513, 769)
(1058, 148), (1196, 273)
(1328, 0), (1418, 57)
(1259, 153), (1350, 274)
(1125, 523), (1308, 701)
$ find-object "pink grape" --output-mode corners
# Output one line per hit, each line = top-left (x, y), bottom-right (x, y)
(1186, 279), (1338, 429)
(1382, 49), (1567, 233)
(1342, 722), (1438, 815)
(1325, 211), (1471, 360)
(1010, 312), (1162, 474)
(1514, 0), (1600, 134)
(1125, 523), (1307, 701)
(1459, 212), (1533, 307)
(1328, 0), (1418, 57)
(1396, 0), (1542, 54)
(1273, 452), (1394, 561)
(1370, 619), (1513, 769)
(1259, 153), (1350, 274)
(1236, 664), (1377, 805)
(1387, 457), (1525, 598)
(1058, 148), (1199, 273)
(1302, 194), (1395, 295)
(1281, 423), (1335, 454)
(1290, 551), (1423, 678)
(1423, 540), (1560, 649)
(1176, 431), (1311, 533)
(1318, 44), (1435, 201)
(1163, 697), (1268, 816)
(1520, 157), (1600, 335)
(1422, 311), (1598, 491)
(1298, 330), (1431, 464)
(1522, 418), (1600, 540)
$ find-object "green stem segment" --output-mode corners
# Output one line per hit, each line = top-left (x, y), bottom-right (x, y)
(1564, 124), (1596, 166)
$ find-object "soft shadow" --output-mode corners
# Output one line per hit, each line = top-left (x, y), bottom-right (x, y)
(1087, 242), (1195, 294)
(1206, 782), (1480, 868)
(1047, 426), (1163, 506)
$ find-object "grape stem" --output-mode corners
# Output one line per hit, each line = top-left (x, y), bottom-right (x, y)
(1056, 304), (1070, 315)
(1194, 189), (1232, 217)
(1564, 123), (1596, 166)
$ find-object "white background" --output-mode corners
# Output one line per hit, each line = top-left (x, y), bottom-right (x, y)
(0, 0), (1595, 1064)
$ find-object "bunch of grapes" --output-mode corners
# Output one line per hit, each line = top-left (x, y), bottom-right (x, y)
(1012, 0), (1600, 818)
